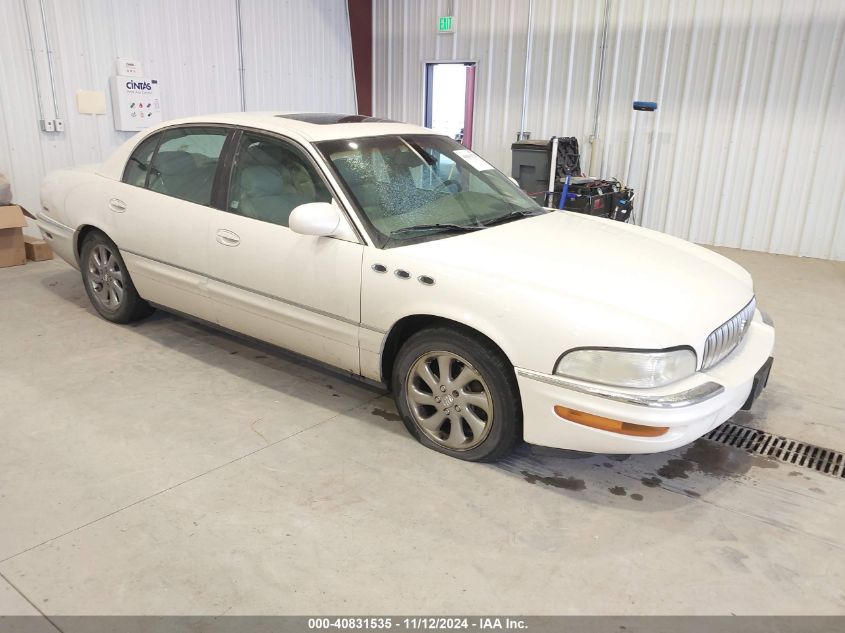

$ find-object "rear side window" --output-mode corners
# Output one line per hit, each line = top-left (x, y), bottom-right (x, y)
(123, 134), (160, 187)
(146, 127), (228, 206)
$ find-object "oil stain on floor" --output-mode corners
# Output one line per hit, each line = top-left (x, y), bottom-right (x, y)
(500, 432), (788, 505)
(521, 471), (586, 491)
(657, 438), (779, 480)
(371, 407), (402, 422)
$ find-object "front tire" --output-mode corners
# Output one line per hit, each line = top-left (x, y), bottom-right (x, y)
(80, 231), (154, 323)
(392, 327), (522, 462)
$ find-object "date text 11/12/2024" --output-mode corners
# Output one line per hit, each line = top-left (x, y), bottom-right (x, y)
(307, 617), (528, 630)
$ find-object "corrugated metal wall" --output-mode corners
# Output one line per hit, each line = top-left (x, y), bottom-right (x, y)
(0, 0), (355, 222)
(240, 0), (356, 111)
(373, 0), (845, 260)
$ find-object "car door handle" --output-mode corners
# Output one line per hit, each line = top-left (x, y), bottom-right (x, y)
(216, 229), (240, 247)
(108, 198), (126, 212)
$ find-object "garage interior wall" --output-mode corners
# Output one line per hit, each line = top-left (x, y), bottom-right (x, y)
(373, 0), (845, 261)
(0, 0), (356, 221)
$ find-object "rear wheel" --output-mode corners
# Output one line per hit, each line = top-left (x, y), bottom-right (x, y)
(392, 327), (521, 462)
(80, 232), (154, 323)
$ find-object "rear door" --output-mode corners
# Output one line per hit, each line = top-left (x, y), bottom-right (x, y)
(205, 130), (364, 373)
(110, 125), (231, 322)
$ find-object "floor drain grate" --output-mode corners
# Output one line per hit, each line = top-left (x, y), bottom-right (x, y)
(705, 421), (845, 479)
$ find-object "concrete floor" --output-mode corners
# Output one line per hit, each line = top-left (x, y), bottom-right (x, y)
(0, 247), (843, 618)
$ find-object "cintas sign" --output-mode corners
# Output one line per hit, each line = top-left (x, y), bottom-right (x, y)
(125, 80), (154, 91)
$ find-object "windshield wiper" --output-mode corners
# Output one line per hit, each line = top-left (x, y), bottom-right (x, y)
(388, 223), (484, 238)
(480, 208), (543, 227)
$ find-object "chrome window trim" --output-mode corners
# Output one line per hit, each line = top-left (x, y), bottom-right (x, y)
(516, 367), (725, 409)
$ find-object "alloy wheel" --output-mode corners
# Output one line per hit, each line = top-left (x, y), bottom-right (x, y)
(405, 351), (494, 451)
(86, 244), (124, 310)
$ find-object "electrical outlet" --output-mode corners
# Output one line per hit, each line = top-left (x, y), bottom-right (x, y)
(54, 119), (65, 132)
(40, 119), (55, 132)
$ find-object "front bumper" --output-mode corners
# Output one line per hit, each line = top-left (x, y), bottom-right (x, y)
(516, 312), (775, 454)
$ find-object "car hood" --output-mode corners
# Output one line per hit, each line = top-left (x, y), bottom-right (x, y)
(397, 211), (754, 336)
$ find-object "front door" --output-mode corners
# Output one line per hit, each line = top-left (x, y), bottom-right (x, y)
(206, 131), (363, 373)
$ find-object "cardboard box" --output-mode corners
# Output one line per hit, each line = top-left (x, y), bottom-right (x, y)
(24, 235), (53, 261)
(0, 205), (27, 268)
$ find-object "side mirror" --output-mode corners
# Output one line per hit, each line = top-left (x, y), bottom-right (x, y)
(289, 202), (344, 237)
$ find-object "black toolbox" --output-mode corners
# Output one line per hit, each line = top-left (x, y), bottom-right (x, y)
(510, 137), (582, 204)
(562, 177), (633, 222)
(511, 137), (634, 222)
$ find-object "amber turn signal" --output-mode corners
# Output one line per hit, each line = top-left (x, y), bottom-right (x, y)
(554, 406), (669, 437)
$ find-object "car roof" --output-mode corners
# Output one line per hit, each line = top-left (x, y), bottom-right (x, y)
(146, 111), (436, 143)
(96, 111), (445, 182)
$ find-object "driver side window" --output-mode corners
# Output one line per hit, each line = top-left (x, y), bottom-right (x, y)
(227, 133), (331, 227)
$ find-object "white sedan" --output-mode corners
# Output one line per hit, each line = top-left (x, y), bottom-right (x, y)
(38, 113), (775, 462)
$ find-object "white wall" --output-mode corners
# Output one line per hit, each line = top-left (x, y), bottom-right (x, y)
(373, 0), (845, 261)
(0, 0), (356, 222)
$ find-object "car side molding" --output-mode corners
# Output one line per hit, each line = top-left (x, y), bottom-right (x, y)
(515, 368), (725, 409)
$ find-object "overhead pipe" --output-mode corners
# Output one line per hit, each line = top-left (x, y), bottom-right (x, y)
(588, 0), (611, 172)
(21, 0), (46, 123)
(37, 0), (61, 118)
(622, 0), (650, 186)
(517, 0), (534, 141)
(235, 0), (246, 111)
(639, 0), (675, 226)
(344, 0), (358, 114)
(546, 136), (558, 207)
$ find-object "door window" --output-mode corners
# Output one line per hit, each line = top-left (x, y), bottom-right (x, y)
(146, 127), (228, 205)
(122, 133), (161, 187)
(227, 133), (331, 227)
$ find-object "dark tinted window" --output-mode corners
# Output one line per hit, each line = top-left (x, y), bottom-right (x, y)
(146, 127), (228, 205)
(122, 133), (160, 187)
(227, 133), (331, 227)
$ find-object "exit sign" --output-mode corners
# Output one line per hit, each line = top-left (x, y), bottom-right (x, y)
(438, 16), (454, 33)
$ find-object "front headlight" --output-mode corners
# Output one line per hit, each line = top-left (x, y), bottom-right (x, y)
(554, 347), (697, 389)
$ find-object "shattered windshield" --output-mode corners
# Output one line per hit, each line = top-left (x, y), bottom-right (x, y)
(315, 135), (544, 247)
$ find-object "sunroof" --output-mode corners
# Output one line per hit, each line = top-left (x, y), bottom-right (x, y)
(275, 113), (398, 125)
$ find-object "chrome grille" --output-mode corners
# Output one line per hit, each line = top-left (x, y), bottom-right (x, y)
(702, 297), (756, 369)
